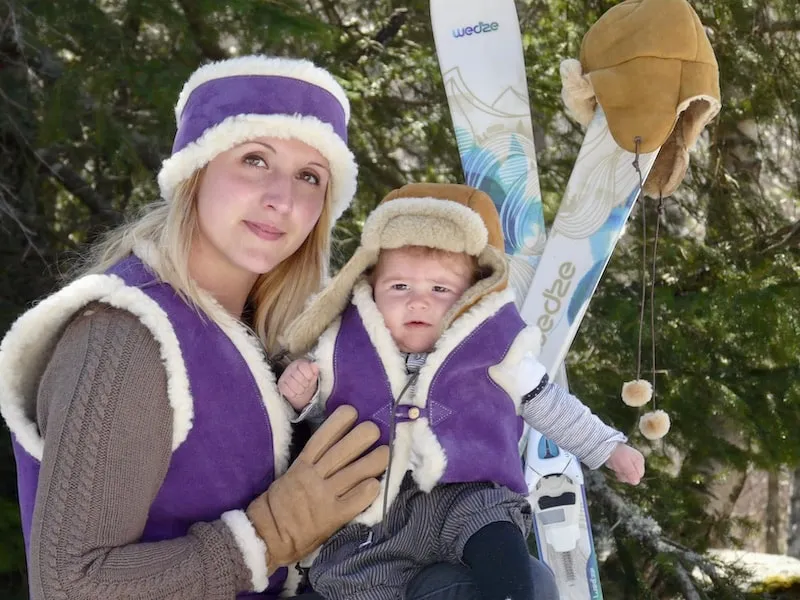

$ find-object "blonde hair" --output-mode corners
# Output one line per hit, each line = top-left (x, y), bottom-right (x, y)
(78, 169), (331, 355)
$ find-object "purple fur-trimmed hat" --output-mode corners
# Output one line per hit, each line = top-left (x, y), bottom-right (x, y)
(157, 55), (358, 224)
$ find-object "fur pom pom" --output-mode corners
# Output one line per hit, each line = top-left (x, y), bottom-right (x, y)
(560, 59), (596, 127)
(621, 379), (653, 407)
(639, 410), (671, 440)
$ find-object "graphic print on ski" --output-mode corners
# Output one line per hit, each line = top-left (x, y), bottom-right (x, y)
(428, 0), (545, 292)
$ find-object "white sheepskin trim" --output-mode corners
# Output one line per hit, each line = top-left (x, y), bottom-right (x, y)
(220, 510), (268, 593)
(175, 56), (350, 122)
(282, 249), (377, 357)
(207, 298), (294, 477)
(353, 422), (413, 527)
(398, 288), (519, 490)
(0, 274), (193, 460)
(676, 94), (721, 127)
(414, 288), (517, 405)
(488, 326), (543, 412)
(350, 281), (408, 398)
(441, 247), (509, 330)
(310, 317), (341, 405)
(361, 197), (488, 256)
(409, 420), (448, 492)
(280, 560), (304, 598)
(157, 114), (357, 223)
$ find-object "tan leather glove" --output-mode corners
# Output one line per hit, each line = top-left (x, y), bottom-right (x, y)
(246, 405), (389, 573)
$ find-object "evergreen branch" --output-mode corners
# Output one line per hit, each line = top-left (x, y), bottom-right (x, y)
(760, 217), (800, 254)
(0, 181), (37, 238)
(33, 149), (109, 217)
(8, 39), (163, 173)
(175, 0), (228, 61)
(584, 470), (731, 593)
(674, 561), (704, 600)
(763, 19), (800, 33)
(316, 0), (344, 30)
(374, 8), (408, 47)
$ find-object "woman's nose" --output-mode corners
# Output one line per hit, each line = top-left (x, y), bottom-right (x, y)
(261, 170), (293, 213)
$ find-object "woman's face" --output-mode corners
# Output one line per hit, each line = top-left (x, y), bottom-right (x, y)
(193, 137), (329, 280)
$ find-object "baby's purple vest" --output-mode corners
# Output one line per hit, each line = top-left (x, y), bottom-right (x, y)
(11, 255), (286, 598)
(326, 301), (528, 494)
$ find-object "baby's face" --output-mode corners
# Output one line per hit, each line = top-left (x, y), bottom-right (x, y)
(372, 247), (473, 353)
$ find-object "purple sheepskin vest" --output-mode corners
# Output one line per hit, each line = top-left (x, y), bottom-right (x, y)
(324, 289), (529, 518)
(3, 254), (293, 598)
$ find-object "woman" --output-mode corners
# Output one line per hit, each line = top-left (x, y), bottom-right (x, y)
(0, 55), (388, 599)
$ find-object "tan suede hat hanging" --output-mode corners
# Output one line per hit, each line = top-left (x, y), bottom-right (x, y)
(560, 0), (721, 197)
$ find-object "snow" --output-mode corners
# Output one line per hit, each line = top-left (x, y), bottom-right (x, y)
(707, 549), (800, 588)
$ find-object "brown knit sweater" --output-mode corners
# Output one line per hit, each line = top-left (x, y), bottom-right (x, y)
(29, 302), (254, 599)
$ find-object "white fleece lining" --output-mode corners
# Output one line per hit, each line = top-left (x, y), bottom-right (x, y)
(134, 242), (293, 475)
(414, 288), (517, 404)
(310, 287), (414, 526)
(354, 423), (413, 527)
(409, 420), (448, 492)
(677, 94), (721, 126)
(349, 281), (407, 398)
(281, 560), (304, 598)
(342, 285), (524, 514)
(361, 196), (488, 255)
(221, 510), (268, 592)
(175, 56), (350, 122)
(283, 250), (378, 357)
(409, 288), (519, 490)
(310, 317), (341, 406)
(488, 326), (543, 413)
(157, 114), (357, 223)
(0, 274), (192, 460)
(208, 302), (294, 477)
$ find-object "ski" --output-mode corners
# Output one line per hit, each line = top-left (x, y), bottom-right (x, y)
(520, 105), (659, 600)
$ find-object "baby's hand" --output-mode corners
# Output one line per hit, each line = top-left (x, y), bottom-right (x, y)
(604, 443), (645, 485)
(278, 359), (320, 411)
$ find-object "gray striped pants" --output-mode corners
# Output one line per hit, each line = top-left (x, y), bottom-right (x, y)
(309, 473), (532, 600)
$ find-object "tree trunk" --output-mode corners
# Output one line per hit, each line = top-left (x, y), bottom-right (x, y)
(765, 469), (781, 554)
(788, 466), (800, 558)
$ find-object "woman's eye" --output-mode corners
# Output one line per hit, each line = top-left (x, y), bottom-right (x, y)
(299, 171), (321, 185)
(243, 154), (267, 168)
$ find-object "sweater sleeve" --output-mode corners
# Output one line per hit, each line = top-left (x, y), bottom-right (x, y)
(30, 303), (260, 600)
(518, 357), (626, 469)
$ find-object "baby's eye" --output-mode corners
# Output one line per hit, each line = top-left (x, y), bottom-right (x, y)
(391, 283), (409, 291)
(432, 285), (450, 293)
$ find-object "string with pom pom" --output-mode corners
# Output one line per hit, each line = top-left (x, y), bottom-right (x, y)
(625, 139), (670, 440)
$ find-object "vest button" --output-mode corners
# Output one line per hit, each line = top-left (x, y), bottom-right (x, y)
(408, 407), (420, 420)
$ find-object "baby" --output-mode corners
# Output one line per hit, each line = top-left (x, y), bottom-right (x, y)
(279, 183), (644, 600)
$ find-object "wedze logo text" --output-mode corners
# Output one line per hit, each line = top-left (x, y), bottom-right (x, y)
(537, 261), (576, 346)
(452, 21), (499, 38)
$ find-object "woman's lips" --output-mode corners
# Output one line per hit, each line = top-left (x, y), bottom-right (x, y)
(244, 220), (284, 241)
